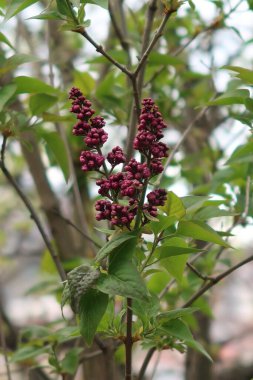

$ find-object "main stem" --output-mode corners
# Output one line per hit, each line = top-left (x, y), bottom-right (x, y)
(125, 298), (133, 380)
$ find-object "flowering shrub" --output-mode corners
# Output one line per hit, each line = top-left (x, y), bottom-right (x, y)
(70, 87), (169, 229)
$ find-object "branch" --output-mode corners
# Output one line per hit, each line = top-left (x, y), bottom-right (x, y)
(49, 210), (101, 248)
(125, 0), (158, 161)
(0, 136), (66, 282)
(108, 0), (132, 67)
(77, 29), (132, 78)
(134, 7), (176, 78)
(138, 347), (156, 380)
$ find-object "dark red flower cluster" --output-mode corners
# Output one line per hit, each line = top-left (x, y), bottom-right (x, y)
(70, 87), (168, 228)
(70, 87), (108, 152)
(134, 98), (168, 168)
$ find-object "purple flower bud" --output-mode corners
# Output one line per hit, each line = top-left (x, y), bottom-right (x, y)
(95, 200), (112, 221)
(150, 159), (164, 175)
(80, 151), (104, 172)
(147, 189), (167, 206)
(72, 121), (91, 136)
(124, 158), (151, 181)
(107, 146), (126, 167)
(91, 116), (106, 129)
(85, 128), (108, 148)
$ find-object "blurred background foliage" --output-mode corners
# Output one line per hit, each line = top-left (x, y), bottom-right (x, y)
(0, 0), (253, 379)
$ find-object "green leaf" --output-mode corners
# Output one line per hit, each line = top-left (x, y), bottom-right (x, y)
(188, 0), (195, 9)
(194, 206), (237, 220)
(223, 65), (253, 85)
(157, 307), (198, 321)
(73, 70), (95, 94)
(81, 0), (108, 9)
(226, 141), (253, 165)
(14, 76), (59, 95)
(160, 318), (193, 341)
(95, 232), (136, 262)
(0, 84), (17, 112)
(56, 0), (74, 18)
(181, 196), (210, 214)
(97, 269), (148, 301)
(148, 52), (183, 66)
(29, 94), (58, 115)
(97, 238), (148, 300)
(0, 32), (14, 49)
(160, 254), (188, 283)
(150, 214), (176, 235)
(157, 237), (204, 258)
(185, 340), (213, 362)
(11, 346), (49, 362)
(0, 54), (38, 75)
(207, 89), (250, 106)
(161, 191), (186, 219)
(5, 0), (38, 21)
(61, 348), (82, 375)
(177, 221), (231, 247)
(79, 289), (108, 346)
(28, 10), (66, 20)
(37, 131), (69, 182)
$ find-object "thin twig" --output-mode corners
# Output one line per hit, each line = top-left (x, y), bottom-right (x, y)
(134, 8), (177, 78)
(138, 347), (156, 380)
(0, 312), (12, 380)
(186, 262), (215, 282)
(183, 252), (253, 308)
(0, 136), (66, 281)
(78, 29), (132, 78)
(108, 0), (132, 67)
(125, 0), (158, 161)
(50, 211), (101, 248)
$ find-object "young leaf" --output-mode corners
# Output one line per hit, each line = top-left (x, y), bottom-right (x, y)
(185, 339), (213, 362)
(97, 268), (148, 301)
(97, 238), (148, 300)
(95, 231), (136, 262)
(81, 0), (108, 9)
(11, 346), (49, 362)
(61, 348), (82, 375)
(14, 76), (59, 95)
(160, 254), (188, 283)
(29, 94), (58, 115)
(28, 11), (66, 20)
(206, 89), (250, 106)
(226, 141), (253, 165)
(0, 84), (17, 112)
(0, 54), (38, 75)
(160, 318), (193, 341)
(0, 32), (14, 49)
(223, 66), (253, 85)
(79, 289), (108, 346)
(161, 191), (186, 219)
(177, 221), (231, 247)
(4, 0), (38, 21)
(194, 206), (237, 220)
(157, 307), (198, 321)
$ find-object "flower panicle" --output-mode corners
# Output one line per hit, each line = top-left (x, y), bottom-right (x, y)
(69, 87), (169, 228)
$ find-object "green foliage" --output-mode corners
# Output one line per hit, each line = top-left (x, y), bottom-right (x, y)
(79, 289), (109, 345)
(1, 0), (252, 377)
